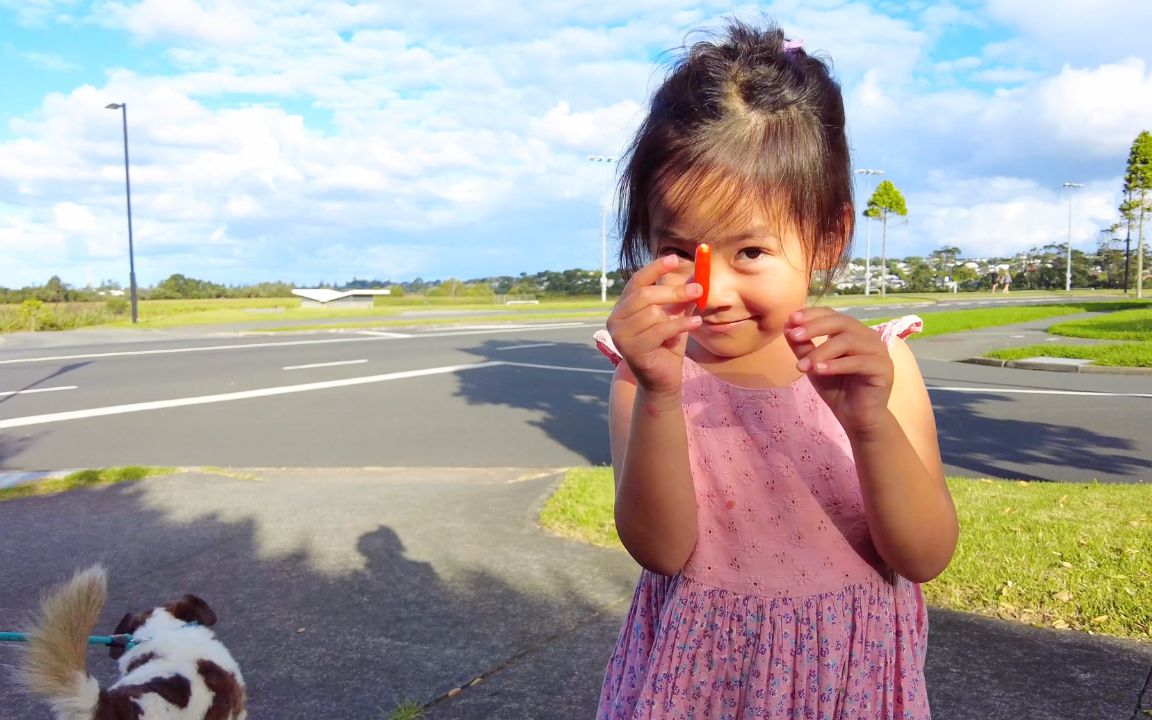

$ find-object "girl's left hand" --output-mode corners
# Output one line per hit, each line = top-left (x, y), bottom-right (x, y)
(784, 307), (894, 436)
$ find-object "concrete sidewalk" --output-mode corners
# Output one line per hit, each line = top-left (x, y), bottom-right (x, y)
(0, 469), (1148, 719)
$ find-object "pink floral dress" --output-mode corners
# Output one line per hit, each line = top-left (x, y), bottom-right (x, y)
(594, 316), (930, 720)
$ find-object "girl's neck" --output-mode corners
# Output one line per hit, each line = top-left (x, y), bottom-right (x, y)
(686, 336), (804, 390)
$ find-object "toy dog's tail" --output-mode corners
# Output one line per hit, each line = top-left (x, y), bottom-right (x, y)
(19, 565), (107, 719)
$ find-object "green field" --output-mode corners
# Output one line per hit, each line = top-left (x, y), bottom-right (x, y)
(3, 290), (1137, 334)
(540, 468), (1152, 641)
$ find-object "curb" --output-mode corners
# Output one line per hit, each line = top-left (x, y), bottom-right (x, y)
(960, 357), (1152, 375)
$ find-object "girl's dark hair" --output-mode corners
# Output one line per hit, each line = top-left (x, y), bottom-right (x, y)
(617, 19), (853, 295)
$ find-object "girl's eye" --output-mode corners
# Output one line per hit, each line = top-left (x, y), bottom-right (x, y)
(739, 247), (766, 260)
(657, 246), (692, 259)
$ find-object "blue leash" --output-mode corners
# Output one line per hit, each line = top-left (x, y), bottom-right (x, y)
(0, 631), (139, 649)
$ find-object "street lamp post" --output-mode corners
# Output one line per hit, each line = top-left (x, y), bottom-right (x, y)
(106, 102), (138, 323)
(1062, 182), (1084, 292)
(854, 168), (885, 295)
(587, 155), (616, 303)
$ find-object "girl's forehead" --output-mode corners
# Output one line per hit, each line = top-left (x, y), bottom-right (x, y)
(650, 190), (792, 239)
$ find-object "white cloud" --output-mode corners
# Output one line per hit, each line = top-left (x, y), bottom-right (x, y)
(984, 0), (1152, 66)
(2, 1), (1150, 287)
(898, 175), (1122, 259)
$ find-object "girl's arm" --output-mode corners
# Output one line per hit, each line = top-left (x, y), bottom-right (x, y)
(849, 340), (957, 582)
(787, 308), (957, 583)
(609, 361), (699, 576)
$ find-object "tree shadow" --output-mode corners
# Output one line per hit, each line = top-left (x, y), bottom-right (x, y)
(455, 340), (614, 466)
(932, 390), (1152, 482)
(0, 470), (638, 719)
(0, 362), (92, 409)
(0, 434), (34, 471)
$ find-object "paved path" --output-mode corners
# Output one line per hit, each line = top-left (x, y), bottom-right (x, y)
(1, 469), (1148, 719)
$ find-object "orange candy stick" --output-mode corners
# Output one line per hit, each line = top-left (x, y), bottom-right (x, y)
(694, 243), (711, 310)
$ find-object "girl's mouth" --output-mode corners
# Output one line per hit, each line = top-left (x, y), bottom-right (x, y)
(700, 317), (753, 334)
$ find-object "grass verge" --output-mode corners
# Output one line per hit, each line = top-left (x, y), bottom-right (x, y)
(875, 301), (1149, 339)
(986, 343), (1152, 367)
(0, 466), (177, 502)
(1049, 306), (1152, 341)
(540, 468), (1152, 641)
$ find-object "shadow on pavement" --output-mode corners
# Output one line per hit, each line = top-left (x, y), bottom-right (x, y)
(0, 471), (635, 720)
(933, 390), (1152, 482)
(456, 340), (613, 466)
(0, 433), (34, 470)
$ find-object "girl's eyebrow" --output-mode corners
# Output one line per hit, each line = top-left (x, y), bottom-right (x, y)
(653, 226), (778, 245)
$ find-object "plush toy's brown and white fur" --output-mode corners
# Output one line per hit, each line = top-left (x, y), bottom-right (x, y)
(19, 565), (246, 719)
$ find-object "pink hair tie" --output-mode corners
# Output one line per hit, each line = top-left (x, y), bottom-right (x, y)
(783, 38), (804, 52)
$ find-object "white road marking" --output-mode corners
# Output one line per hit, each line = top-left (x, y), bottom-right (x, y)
(494, 343), (557, 351)
(0, 362), (502, 429)
(501, 361), (615, 375)
(929, 386), (1152, 399)
(356, 331), (411, 338)
(0, 322), (601, 366)
(0, 385), (78, 398)
(283, 359), (368, 371)
(0, 359), (619, 429)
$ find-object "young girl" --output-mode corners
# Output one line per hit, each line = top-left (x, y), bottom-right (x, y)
(594, 21), (958, 720)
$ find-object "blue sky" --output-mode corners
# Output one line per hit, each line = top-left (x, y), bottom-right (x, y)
(1, 0), (1150, 288)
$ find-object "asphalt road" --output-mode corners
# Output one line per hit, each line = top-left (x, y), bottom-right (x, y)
(1, 305), (1149, 482)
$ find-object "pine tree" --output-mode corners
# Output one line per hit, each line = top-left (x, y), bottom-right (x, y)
(1121, 130), (1152, 297)
(864, 180), (909, 296)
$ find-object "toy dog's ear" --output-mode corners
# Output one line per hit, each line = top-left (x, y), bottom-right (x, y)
(165, 594), (217, 627)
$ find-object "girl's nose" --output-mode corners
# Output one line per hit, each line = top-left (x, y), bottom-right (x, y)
(700, 262), (734, 310)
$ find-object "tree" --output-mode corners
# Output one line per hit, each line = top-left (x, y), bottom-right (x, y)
(1121, 130), (1152, 297)
(864, 180), (908, 296)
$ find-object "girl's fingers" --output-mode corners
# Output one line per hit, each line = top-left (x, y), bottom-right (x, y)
(786, 309), (857, 343)
(622, 282), (702, 316)
(625, 255), (688, 295)
(626, 315), (702, 356)
(799, 354), (875, 377)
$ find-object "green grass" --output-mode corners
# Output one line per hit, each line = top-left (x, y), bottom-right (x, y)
(539, 467), (619, 547)
(876, 301), (1149, 339)
(0, 466), (176, 502)
(977, 303), (1152, 367)
(2, 291), (1137, 335)
(986, 343), (1152, 367)
(381, 701), (424, 720)
(1049, 307), (1152, 341)
(540, 468), (1152, 641)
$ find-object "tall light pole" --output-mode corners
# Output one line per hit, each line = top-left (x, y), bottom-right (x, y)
(587, 155), (616, 302)
(1062, 182), (1084, 292)
(855, 168), (884, 295)
(106, 102), (138, 323)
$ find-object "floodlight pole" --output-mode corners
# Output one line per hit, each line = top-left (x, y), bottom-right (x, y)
(1062, 182), (1085, 292)
(855, 168), (885, 295)
(106, 102), (138, 322)
(587, 155), (617, 302)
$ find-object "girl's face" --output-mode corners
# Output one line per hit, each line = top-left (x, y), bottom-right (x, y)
(649, 188), (815, 362)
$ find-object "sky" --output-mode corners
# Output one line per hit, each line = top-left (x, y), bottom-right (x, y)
(1, 0), (1150, 288)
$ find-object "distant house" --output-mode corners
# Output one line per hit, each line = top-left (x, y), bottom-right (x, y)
(292, 288), (390, 309)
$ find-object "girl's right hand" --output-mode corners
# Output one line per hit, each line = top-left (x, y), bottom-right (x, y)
(606, 254), (703, 397)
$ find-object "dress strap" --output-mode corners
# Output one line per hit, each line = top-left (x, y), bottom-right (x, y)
(871, 314), (924, 348)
